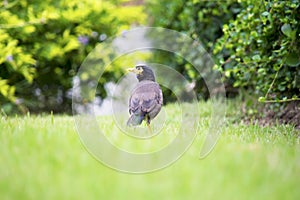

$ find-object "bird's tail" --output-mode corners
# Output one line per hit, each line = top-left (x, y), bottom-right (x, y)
(127, 113), (144, 126)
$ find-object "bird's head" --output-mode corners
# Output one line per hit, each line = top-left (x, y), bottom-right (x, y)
(127, 64), (155, 82)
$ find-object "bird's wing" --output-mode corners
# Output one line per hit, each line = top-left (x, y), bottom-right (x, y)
(129, 82), (163, 117)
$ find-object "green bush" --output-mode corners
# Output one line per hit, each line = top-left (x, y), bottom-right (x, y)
(146, 0), (242, 101)
(147, 0), (300, 103)
(0, 0), (145, 114)
(214, 0), (300, 102)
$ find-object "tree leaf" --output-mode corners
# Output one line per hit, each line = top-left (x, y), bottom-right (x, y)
(281, 24), (292, 38)
(261, 11), (269, 17)
(258, 97), (266, 102)
(286, 52), (300, 67)
(252, 55), (261, 61)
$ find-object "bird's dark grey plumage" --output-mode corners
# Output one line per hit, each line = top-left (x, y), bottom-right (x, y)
(127, 64), (163, 127)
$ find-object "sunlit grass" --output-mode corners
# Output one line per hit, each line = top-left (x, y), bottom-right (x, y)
(0, 101), (299, 200)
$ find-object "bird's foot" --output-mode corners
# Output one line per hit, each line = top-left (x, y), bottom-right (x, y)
(147, 123), (153, 133)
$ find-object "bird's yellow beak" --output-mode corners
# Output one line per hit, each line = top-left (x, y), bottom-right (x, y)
(127, 67), (143, 74)
(127, 68), (136, 73)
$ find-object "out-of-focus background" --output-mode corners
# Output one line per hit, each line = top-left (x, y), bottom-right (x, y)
(0, 0), (300, 199)
(1, 0), (299, 121)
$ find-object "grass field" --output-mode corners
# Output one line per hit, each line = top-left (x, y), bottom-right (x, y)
(0, 101), (299, 200)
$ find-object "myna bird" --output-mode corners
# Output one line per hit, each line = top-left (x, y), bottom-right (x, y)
(127, 64), (163, 131)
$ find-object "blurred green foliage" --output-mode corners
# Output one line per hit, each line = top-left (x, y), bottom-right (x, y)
(2, 0), (299, 114)
(147, 0), (300, 102)
(0, 0), (145, 113)
(214, 0), (300, 103)
(146, 0), (242, 100)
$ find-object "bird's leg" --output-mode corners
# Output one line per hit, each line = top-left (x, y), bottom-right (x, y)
(145, 115), (152, 133)
(147, 122), (152, 133)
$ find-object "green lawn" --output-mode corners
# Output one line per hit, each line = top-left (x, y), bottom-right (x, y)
(0, 101), (299, 200)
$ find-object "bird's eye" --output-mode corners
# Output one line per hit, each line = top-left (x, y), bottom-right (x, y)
(135, 66), (143, 74)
